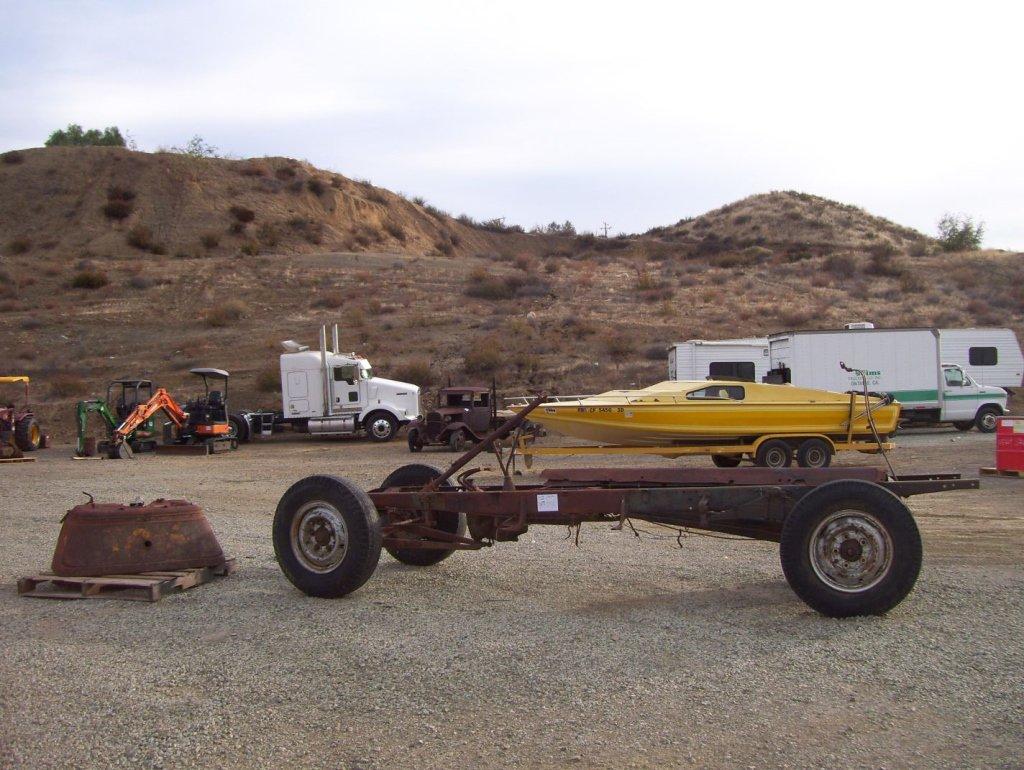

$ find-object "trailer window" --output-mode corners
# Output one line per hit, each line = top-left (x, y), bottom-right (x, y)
(709, 361), (756, 382)
(969, 347), (997, 366)
(686, 386), (745, 400)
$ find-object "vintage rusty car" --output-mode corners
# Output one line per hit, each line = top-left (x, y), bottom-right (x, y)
(407, 386), (498, 452)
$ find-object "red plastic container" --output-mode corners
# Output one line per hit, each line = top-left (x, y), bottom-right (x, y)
(995, 417), (1024, 472)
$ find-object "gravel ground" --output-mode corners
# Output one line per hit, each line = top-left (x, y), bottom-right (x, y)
(1, 431), (1022, 769)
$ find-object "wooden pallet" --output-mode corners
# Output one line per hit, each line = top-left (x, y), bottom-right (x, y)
(980, 467), (1024, 478)
(0, 456), (35, 464)
(17, 558), (237, 602)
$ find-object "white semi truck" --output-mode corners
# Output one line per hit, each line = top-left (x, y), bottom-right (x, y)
(766, 326), (1009, 432)
(231, 324), (420, 443)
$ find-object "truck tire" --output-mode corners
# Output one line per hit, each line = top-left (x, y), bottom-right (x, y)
(974, 406), (1001, 433)
(365, 411), (398, 442)
(796, 438), (832, 468)
(229, 413), (250, 443)
(14, 416), (42, 451)
(952, 421), (974, 432)
(779, 480), (921, 617)
(273, 474), (382, 598)
(448, 429), (467, 453)
(407, 427), (423, 452)
(379, 464), (466, 567)
(754, 439), (792, 468)
(711, 454), (742, 468)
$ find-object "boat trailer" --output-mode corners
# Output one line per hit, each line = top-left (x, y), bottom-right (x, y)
(273, 396), (978, 617)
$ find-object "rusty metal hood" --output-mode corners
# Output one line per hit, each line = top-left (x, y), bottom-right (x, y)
(51, 498), (225, 576)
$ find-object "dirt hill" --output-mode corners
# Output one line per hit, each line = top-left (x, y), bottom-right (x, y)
(1, 147), (1021, 440)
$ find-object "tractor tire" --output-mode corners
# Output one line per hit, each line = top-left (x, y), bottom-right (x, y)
(952, 421), (974, 432)
(779, 480), (921, 617)
(796, 438), (833, 468)
(229, 413), (251, 443)
(974, 406), (1001, 434)
(365, 411), (398, 442)
(379, 463), (466, 567)
(754, 439), (792, 468)
(711, 454), (742, 468)
(273, 474), (382, 598)
(14, 416), (42, 452)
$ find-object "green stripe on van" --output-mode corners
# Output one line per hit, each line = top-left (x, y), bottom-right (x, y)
(890, 389), (939, 402)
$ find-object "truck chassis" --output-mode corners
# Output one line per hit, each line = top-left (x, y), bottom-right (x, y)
(272, 398), (977, 617)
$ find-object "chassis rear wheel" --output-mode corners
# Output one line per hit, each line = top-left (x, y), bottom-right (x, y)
(379, 464), (466, 566)
(273, 475), (382, 597)
(780, 480), (921, 617)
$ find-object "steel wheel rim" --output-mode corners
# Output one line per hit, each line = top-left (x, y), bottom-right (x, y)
(30, 424), (40, 444)
(805, 446), (826, 467)
(291, 501), (348, 573)
(370, 418), (392, 439)
(980, 412), (997, 431)
(765, 447), (787, 467)
(809, 509), (893, 592)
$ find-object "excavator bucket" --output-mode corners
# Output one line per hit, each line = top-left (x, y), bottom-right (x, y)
(50, 498), (226, 577)
(115, 442), (134, 460)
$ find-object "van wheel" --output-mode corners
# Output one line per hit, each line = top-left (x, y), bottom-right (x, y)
(974, 406), (1000, 433)
(952, 421), (974, 432)
(755, 439), (792, 468)
(780, 480), (921, 617)
(379, 464), (466, 566)
(365, 412), (398, 442)
(796, 438), (832, 468)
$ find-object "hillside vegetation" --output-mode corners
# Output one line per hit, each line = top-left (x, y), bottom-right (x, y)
(1, 147), (1021, 438)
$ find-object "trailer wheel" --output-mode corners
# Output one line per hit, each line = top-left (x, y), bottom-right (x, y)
(273, 475), (382, 597)
(229, 413), (250, 443)
(365, 411), (398, 442)
(755, 439), (792, 468)
(796, 438), (832, 468)
(711, 454), (742, 468)
(448, 429), (467, 453)
(14, 416), (42, 451)
(974, 406), (1000, 433)
(407, 427), (423, 452)
(780, 480), (921, 617)
(379, 463), (466, 566)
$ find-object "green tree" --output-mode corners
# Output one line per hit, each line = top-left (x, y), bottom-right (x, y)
(937, 213), (984, 252)
(45, 124), (126, 147)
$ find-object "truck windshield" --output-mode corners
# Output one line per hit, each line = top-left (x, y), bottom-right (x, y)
(361, 368), (372, 379)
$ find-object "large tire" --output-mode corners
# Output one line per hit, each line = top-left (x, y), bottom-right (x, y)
(711, 454), (742, 468)
(229, 413), (251, 443)
(754, 439), (792, 468)
(407, 427), (423, 453)
(448, 429), (467, 453)
(796, 438), (832, 469)
(14, 416), (41, 452)
(974, 406), (1001, 434)
(779, 480), (922, 617)
(273, 475), (382, 597)
(952, 421), (974, 432)
(365, 411), (398, 442)
(379, 463), (466, 566)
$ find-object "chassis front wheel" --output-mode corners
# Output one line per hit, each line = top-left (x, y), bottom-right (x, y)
(780, 480), (921, 617)
(273, 475), (382, 597)
(379, 464), (466, 566)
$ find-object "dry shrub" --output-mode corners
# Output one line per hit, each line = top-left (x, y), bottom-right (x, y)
(128, 274), (154, 290)
(602, 332), (634, 358)
(313, 290), (344, 309)
(239, 241), (260, 256)
(307, 178), (327, 196)
(275, 165), (297, 180)
(256, 366), (280, 392)
(435, 239), (454, 256)
(6, 238), (32, 255)
(201, 232), (221, 249)
(230, 205), (256, 223)
(126, 225), (153, 250)
(363, 187), (388, 204)
(102, 200), (132, 220)
(464, 344), (504, 374)
(71, 269), (108, 289)
(239, 162), (267, 177)
(465, 267), (516, 300)
(1, 151), (23, 164)
(383, 221), (406, 243)
(49, 373), (88, 397)
(257, 222), (280, 247)
(21, 317), (42, 330)
(823, 253), (858, 278)
(204, 299), (249, 327)
(865, 243), (905, 277)
(390, 358), (434, 387)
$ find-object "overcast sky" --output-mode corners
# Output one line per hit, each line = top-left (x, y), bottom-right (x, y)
(2, 1), (1021, 247)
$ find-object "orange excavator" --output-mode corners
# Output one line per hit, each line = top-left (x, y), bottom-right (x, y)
(111, 368), (236, 458)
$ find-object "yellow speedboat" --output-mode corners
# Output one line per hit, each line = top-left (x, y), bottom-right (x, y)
(532, 380), (900, 446)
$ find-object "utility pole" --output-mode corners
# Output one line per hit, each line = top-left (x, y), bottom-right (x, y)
(601, 222), (611, 238)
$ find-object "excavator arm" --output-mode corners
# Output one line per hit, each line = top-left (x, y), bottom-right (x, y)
(113, 388), (188, 443)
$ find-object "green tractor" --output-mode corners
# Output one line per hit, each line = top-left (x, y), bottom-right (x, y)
(76, 379), (159, 457)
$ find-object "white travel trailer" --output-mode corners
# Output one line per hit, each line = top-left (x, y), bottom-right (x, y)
(767, 326), (1008, 432)
(938, 327), (1023, 390)
(231, 324), (420, 442)
(668, 338), (769, 382)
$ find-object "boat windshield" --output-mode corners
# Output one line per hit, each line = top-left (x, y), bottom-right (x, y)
(686, 385), (745, 401)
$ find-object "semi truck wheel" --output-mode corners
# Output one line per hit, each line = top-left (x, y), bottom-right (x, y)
(754, 439), (792, 468)
(974, 406), (1001, 433)
(273, 474), (382, 597)
(796, 438), (832, 468)
(365, 412), (398, 442)
(14, 417), (42, 451)
(779, 480), (921, 617)
(229, 413), (250, 443)
(379, 464), (466, 567)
